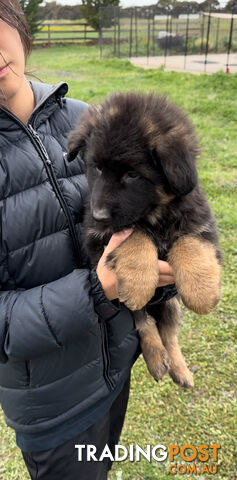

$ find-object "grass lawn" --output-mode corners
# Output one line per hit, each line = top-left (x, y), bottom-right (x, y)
(0, 45), (236, 480)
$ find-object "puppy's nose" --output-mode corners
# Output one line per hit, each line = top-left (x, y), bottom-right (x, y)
(92, 208), (110, 222)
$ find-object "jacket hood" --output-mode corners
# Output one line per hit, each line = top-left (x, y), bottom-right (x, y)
(0, 81), (68, 136)
(29, 81), (68, 125)
(30, 81), (68, 109)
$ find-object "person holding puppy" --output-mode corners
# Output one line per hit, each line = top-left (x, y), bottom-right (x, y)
(0, 1), (176, 478)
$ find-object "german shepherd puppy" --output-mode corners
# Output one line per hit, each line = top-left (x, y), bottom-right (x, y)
(67, 92), (222, 388)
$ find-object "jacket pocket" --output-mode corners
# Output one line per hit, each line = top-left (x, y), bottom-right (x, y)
(104, 305), (140, 374)
(99, 319), (116, 391)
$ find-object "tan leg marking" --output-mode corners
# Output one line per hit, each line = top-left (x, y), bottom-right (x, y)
(134, 311), (170, 381)
(106, 231), (159, 310)
(158, 298), (194, 388)
(168, 236), (221, 315)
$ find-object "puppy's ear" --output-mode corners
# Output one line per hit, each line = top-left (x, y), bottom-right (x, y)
(150, 127), (199, 196)
(159, 144), (198, 196)
(143, 97), (199, 196)
(67, 129), (87, 162)
(67, 106), (101, 162)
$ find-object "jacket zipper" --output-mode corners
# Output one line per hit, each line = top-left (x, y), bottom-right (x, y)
(28, 127), (114, 389)
(25, 361), (31, 386)
(27, 124), (82, 267)
(99, 320), (115, 390)
(1, 107), (82, 266)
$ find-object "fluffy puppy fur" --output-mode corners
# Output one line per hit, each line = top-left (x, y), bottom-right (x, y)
(67, 92), (222, 388)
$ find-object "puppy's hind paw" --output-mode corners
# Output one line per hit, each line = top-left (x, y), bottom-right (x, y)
(142, 343), (171, 382)
(169, 365), (194, 389)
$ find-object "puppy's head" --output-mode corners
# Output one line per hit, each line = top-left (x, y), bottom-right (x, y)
(68, 93), (199, 229)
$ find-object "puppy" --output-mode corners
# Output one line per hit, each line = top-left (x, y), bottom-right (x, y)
(67, 92), (222, 388)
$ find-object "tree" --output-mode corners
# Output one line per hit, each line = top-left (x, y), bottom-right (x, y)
(80, 0), (120, 31)
(58, 6), (82, 20)
(38, 4), (82, 21)
(38, 2), (61, 20)
(172, 1), (200, 16)
(20, 0), (44, 37)
(225, 0), (237, 13)
(197, 0), (220, 12)
(155, 0), (176, 14)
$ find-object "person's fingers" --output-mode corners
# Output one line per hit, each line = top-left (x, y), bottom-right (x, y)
(104, 229), (134, 255)
(158, 259), (175, 277)
(158, 275), (175, 287)
(158, 260), (175, 286)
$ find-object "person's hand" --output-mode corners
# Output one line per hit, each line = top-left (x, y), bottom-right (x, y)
(157, 260), (175, 287)
(97, 231), (175, 301)
(96, 229), (134, 300)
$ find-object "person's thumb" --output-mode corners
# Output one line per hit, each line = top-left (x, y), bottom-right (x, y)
(104, 229), (134, 255)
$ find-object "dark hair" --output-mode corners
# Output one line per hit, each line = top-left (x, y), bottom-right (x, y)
(0, 0), (32, 59)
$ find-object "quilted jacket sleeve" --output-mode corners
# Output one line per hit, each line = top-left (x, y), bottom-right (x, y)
(0, 269), (120, 363)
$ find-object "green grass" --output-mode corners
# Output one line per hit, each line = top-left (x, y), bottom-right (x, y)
(0, 45), (236, 480)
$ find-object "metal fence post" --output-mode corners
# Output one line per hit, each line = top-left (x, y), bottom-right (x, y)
(152, 8), (155, 56)
(113, 6), (117, 57)
(47, 24), (51, 46)
(99, 8), (103, 59)
(169, 15), (173, 52)
(135, 7), (138, 57)
(164, 14), (169, 68)
(118, 7), (120, 58)
(184, 13), (190, 70)
(215, 17), (220, 53)
(226, 13), (234, 73)
(147, 14), (151, 61)
(129, 10), (133, 58)
(204, 11), (211, 73)
(200, 13), (205, 54)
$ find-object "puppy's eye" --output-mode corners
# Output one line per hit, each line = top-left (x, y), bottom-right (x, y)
(122, 171), (140, 183)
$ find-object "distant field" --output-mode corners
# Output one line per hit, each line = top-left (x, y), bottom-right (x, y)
(34, 20), (97, 44)
(0, 46), (236, 480)
(34, 17), (237, 56)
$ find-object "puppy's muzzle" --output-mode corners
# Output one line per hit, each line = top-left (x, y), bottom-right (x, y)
(92, 207), (110, 223)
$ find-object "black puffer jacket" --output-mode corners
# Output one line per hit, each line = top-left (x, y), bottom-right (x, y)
(0, 81), (140, 435)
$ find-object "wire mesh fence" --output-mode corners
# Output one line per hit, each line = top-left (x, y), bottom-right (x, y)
(99, 4), (237, 73)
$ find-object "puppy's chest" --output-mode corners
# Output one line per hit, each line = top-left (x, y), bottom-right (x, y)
(140, 226), (175, 261)
(153, 239), (170, 261)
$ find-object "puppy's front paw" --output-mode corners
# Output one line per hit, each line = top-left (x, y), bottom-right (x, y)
(168, 236), (221, 315)
(106, 231), (159, 311)
(117, 277), (157, 311)
(177, 263), (221, 315)
(180, 284), (220, 315)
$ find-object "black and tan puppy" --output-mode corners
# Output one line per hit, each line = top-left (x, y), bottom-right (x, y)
(67, 92), (222, 388)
